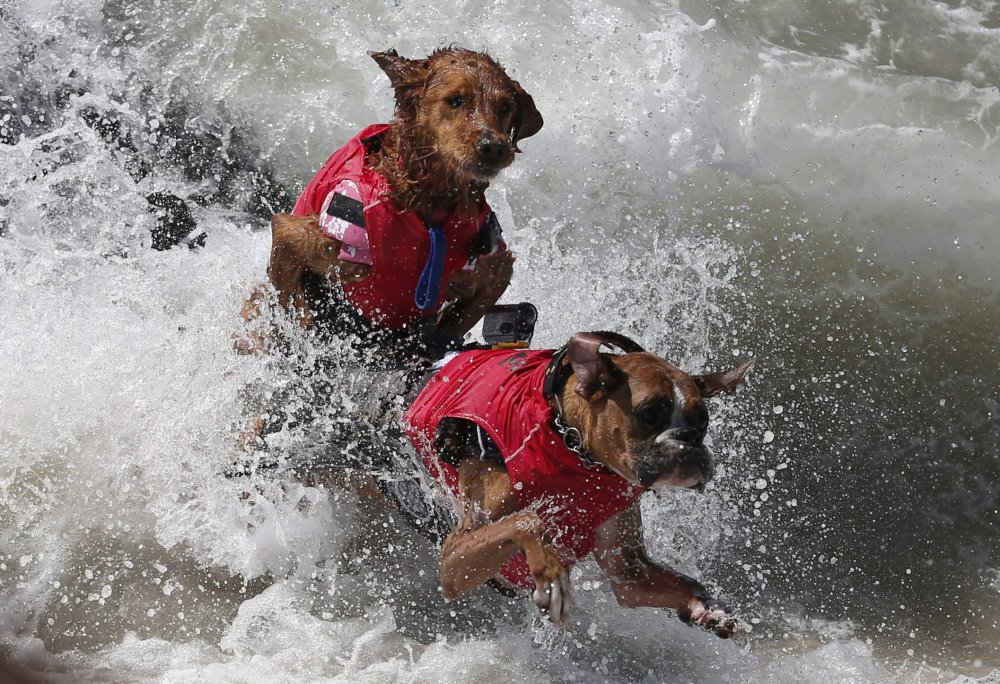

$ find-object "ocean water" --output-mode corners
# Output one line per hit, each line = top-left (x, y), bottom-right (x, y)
(2, 0), (999, 681)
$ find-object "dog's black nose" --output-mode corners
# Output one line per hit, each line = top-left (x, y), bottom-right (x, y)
(665, 427), (703, 444)
(477, 137), (505, 165)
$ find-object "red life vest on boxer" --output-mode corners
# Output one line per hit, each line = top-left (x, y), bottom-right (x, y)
(292, 124), (491, 330)
(403, 348), (645, 589)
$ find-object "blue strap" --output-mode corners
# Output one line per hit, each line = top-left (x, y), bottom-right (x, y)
(415, 223), (446, 311)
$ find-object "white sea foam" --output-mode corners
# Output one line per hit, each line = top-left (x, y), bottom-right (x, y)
(2, 0), (999, 681)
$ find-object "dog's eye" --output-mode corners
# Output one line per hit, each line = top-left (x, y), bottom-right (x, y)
(697, 410), (709, 431)
(636, 401), (670, 429)
(447, 95), (465, 108)
(498, 100), (513, 116)
(693, 405), (710, 432)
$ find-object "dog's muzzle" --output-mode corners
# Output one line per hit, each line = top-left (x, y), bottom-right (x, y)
(469, 134), (513, 178)
(632, 430), (715, 490)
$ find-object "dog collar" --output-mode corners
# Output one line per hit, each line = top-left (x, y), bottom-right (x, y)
(543, 335), (653, 485)
(552, 409), (605, 471)
(543, 346), (607, 472)
(549, 386), (640, 483)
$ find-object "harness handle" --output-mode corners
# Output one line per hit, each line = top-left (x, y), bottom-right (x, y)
(415, 223), (446, 311)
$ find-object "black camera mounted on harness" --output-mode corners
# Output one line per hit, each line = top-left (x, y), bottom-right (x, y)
(481, 302), (537, 349)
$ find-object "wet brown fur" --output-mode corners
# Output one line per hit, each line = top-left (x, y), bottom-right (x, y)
(236, 47), (541, 353)
(369, 47), (541, 220)
(434, 335), (753, 636)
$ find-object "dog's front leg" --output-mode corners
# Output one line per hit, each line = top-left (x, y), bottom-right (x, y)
(268, 213), (316, 327)
(594, 502), (737, 638)
(234, 283), (274, 355)
(439, 458), (571, 625)
(439, 250), (515, 337)
(268, 213), (372, 328)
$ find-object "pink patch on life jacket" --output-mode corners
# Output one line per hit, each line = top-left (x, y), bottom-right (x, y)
(318, 180), (373, 265)
(337, 222), (372, 264)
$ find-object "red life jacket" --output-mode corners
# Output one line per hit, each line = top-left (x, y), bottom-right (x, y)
(292, 124), (491, 330)
(403, 348), (645, 589)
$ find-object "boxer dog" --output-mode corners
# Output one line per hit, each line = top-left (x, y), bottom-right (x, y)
(402, 331), (753, 637)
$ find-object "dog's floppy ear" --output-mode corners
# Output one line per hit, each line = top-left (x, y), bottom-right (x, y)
(510, 79), (543, 149)
(693, 360), (755, 397)
(567, 332), (623, 400)
(370, 49), (430, 92)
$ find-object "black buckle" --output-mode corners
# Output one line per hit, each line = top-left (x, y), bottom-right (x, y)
(473, 211), (502, 256)
(325, 192), (365, 228)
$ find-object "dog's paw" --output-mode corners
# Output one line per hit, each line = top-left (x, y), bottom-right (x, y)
(477, 249), (515, 295)
(444, 269), (477, 300)
(678, 597), (737, 639)
(532, 567), (571, 627)
(443, 250), (515, 305)
(528, 542), (570, 627)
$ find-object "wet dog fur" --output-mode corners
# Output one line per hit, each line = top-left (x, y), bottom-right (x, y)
(418, 333), (753, 637)
(237, 47), (542, 353)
